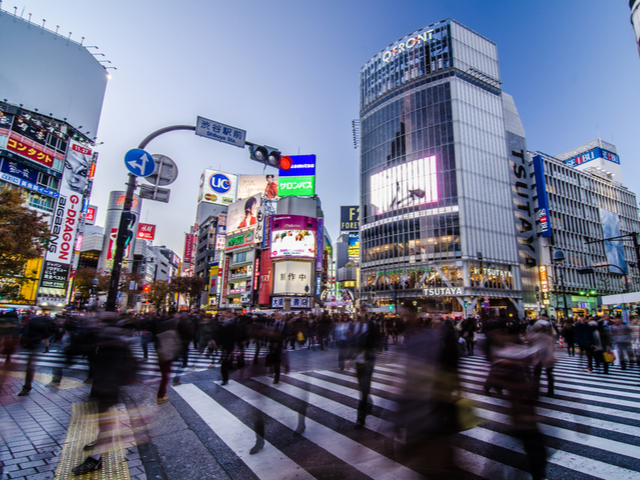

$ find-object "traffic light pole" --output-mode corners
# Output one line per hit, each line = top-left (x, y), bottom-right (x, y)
(105, 125), (263, 312)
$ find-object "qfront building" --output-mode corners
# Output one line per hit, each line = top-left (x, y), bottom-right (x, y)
(359, 19), (528, 317)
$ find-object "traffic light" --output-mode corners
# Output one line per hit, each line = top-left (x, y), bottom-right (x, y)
(142, 285), (150, 292)
(590, 289), (596, 295)
(249, 145), (281, 168)
(580, 290), (585, 295)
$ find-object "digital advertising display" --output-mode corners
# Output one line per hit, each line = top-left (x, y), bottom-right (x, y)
(278, 155), (316, 197)
(599, 208), (628, 274)
(532, 155), (553, 238)
(370, 155), (438, 215)
(198, 169), (237, 206)
(226, 193), (262, 234)
(272, 261), (313, 295)
(270, 215), (317, 259)
(237, 174), (279, 200)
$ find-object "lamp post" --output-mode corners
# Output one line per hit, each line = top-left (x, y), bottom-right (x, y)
(553, 249), (569, 320)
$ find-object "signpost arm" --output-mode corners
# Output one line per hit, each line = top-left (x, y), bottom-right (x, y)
(106, 124), (196, 312)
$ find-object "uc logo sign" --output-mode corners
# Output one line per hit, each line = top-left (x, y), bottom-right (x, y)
(210, 173), (231, 194)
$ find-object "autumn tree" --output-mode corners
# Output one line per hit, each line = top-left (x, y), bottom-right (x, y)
(0, 189), (51, 301)
(170, 276), (206, 307)
(146, 280), (171, 309)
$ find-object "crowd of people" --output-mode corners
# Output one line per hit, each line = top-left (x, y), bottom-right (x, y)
(1, 306), (639, 478)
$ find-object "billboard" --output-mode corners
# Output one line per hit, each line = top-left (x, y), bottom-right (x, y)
(0, 158), (59, 198)
(564, 147), (620, 168)
(258, 250), (272, 305)
(226, 193), (262, 234)
(0, 14), (107, 136)
(137, 223), (156, 240)
(340, 206), (360, 231)
(272, 261), (313, 295)
(198, 169), (237, 206)
(271, 215), (317, 259)
(278, 155), (316, 197)
(599, 209), (628, 274)
(348, 232), (360, 259)
(40, 140), (92, 296)
(370, 155), (437, 215)
(532, 155), (553, 238)
(184, 233), (195, 263)
(237, 174), (279, 200)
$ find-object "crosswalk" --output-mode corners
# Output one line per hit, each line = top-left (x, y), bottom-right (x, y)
(171, 352), (640, 480)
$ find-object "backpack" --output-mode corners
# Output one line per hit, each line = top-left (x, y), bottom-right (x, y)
(156, 329), (181, 363)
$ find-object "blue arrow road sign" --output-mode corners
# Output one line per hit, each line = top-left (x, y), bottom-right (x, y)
(124, 149), (155, 177)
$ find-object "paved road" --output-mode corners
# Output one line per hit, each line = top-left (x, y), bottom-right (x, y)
(151, 348), (640, 480)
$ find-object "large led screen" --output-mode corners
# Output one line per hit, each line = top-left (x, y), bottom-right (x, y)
(271, 215), (317, 259)
(370, 156), (438, 215)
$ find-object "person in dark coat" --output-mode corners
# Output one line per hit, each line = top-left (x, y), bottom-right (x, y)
(217, 309), (238, 385)
(18, 313), (54, 396)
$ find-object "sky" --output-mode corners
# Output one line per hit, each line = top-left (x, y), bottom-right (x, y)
(5, 0), (640, 257)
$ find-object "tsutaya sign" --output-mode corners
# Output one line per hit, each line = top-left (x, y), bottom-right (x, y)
(382, 30), (434, 63)
(471, 267), (513, 279)
(423, 287), (464, 297)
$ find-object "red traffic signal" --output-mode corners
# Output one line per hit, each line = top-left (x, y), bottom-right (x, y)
(143, 285), (150, 292)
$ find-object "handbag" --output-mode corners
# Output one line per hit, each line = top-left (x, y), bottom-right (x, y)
(604, 351), (616, 363)
(156, 329), (180, 363)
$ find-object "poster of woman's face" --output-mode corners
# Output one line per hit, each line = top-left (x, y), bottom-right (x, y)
(64, 144), (91, 194)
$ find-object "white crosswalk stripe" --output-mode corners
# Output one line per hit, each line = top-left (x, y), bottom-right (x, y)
(169, 351), (640, 479)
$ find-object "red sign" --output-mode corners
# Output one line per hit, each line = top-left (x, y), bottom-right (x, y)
(86, 207), (96, 223)
(183, 233), (194, 263)
(72, 143), (92, 156)
(137, 223), (156, 240)
(258, 250), (272, 305)
(7, 134), (54, 167)
(88, 163), (97, 179)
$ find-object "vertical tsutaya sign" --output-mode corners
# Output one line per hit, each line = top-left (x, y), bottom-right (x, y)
(340, 206), (360, 231)
(532, 155), (553, 238)
(40, 141), (92, 297)
(278, 155), (316, 197)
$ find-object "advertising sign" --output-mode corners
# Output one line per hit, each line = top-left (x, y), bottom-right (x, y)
(40, 141), (92, 297)
(532, 155), (553, 238)
(195, 116), (247, 149)
(340, 206), (360, 231)
(226, 193), (262, 234)
(564, 147), (620, 168)
(85, 205), (98, 225)
(198, 169), (237, 206)
(370, 155), (438, 215)
(7, 133), (55, 168)
(40, 261), (70, 289)
(272, 261), (313, 295)
(184, 233), (195, 263)
(237, 174), (279, 200)
(137, 223), (156, 240)
(0, 159), (59, 198)
(220, 255), (230, 307)
(316, 218), (324, 271)
(271, 215), (317, 259)
(348, 232), (360, 258)
(226, 231), (255, 251)
(271, 297), (311, 309)
(599, 208), (628, 274)
(258, 250), (272, 305)
(278, 155), (316, 197)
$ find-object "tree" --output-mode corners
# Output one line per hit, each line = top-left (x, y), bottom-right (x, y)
(146, 280), (171, 309)
(0, 189), (51, 302)
(169, 276), (206, 308)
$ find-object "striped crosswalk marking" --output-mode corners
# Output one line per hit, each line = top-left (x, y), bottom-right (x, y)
(170, 351), (640, 480)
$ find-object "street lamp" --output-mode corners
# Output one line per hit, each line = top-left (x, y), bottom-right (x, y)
(553, 249), (569, 320)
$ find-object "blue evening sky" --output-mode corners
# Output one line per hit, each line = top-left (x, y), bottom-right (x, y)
(6, 1), (640, 256)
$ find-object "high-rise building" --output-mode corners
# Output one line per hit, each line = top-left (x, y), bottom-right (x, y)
(359, 19), (525, 317)
(631, 0), (640, 58)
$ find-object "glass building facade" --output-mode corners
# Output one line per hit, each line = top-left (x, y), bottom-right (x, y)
(359, 19), (523, 316)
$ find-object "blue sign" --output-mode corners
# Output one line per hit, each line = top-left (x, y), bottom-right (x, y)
(564, 147), (620, 168)
(532, 155), (553, 238)
(209, 173), (232, 194)
(1, 172), (59, 198)
(124, 149), (155, 177)
(279, 154), (316, 177)
(1, 159), (39, 183)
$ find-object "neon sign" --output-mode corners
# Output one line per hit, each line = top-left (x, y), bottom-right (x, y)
(382, 30), (433, 63)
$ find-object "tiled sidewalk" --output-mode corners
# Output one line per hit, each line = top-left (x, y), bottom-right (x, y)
(0, 372), (146, 480)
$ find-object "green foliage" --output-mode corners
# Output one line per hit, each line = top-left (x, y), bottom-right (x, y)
(0, 189), (51, 301)
(169, 275), (206, 307)
(147, 280), (171, 309)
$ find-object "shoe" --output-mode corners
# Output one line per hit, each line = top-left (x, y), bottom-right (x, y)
(249, 441), (264, 455)
(157, 396), (170, 404)
(83, 441), (97, 451)
(72, 456), (102, 475)
(18, 388), (31, 396)
(172, 378), (182, 386)
(354, 420), (365, 430)
(221, 381), (228, 386)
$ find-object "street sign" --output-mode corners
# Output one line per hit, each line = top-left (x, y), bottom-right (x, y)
(124, 149), (155, 177)
(139, 184), (170, 203)
(143, 155), (179, 186)
(195, 116), (246, 148)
